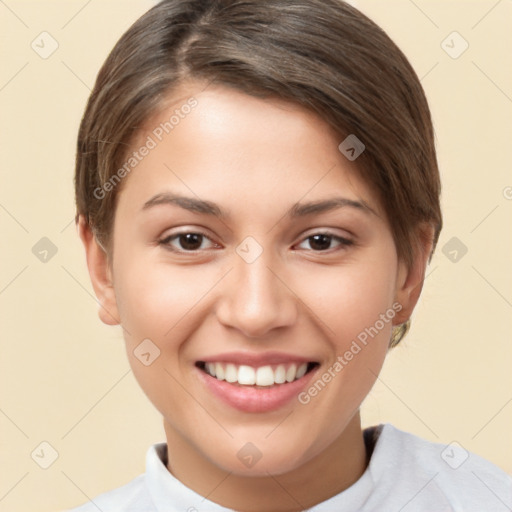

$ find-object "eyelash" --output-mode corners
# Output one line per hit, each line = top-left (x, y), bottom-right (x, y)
(157, 230), (354, 254)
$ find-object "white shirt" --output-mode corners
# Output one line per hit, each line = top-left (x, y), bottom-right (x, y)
(66, 423), (512, 511)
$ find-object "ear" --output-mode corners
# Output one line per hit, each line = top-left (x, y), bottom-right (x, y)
(393, 224), (435, 325)
(76, 215), (120, 326)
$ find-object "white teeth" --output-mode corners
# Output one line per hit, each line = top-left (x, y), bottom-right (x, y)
(215, 362), (225, 380)
(238, 365), (256, 385)
(296, 363), (307, 379)
(285, 364), (297, 382)
(225, 363), (238, 383)
(206, 362), (216, 376)
(256, 366), (275, 386)
(203, 361), (312, 386)
(274, 365), (286, 384)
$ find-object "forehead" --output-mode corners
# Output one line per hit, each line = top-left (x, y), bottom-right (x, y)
(118, 82), (385, 220)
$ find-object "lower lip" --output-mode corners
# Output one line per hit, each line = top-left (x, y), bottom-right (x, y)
(196, 365), (319, 413)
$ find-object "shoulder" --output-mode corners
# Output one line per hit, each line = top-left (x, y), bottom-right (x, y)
(366, 423), (512, 511)
(63, 474), (154, 512)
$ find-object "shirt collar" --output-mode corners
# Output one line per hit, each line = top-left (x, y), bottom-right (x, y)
(146, 443), (235, 511)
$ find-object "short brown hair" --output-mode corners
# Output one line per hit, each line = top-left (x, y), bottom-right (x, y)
(74, 0), (442, 346)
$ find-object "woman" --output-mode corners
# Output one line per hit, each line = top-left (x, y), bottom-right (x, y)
(69, 1), (511, 510)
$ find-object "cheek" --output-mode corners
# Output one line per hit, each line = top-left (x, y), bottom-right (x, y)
(295, 259), (397, 438)
(113, 252), (216, 341)
(112, 255), (213, 412)
(299, 257), (397, 346)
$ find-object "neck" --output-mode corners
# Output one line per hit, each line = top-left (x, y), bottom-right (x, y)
(164, 413), (368, 512)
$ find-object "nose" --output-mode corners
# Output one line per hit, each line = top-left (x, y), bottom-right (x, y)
(215, 248), (298, 338)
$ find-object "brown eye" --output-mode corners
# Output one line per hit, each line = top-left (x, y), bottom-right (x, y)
(297, 233), (353, 252)
(308, 234), (332, 251)
(177, 233), (203, 250)
(159, 232), (217, 252)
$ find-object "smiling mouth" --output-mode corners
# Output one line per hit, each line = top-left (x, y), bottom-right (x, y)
(195, 361), (320, 387)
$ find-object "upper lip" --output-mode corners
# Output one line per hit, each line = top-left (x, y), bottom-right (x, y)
(197, 351), (319, 367)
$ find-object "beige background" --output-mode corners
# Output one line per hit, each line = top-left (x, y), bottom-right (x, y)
(0, 1), (511, 511)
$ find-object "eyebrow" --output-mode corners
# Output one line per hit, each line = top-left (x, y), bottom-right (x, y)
(142, 193), (223, 216)
(141, 192), (376, 218)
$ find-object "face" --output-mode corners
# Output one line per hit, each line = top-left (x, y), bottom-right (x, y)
(84, 81), (422, 478)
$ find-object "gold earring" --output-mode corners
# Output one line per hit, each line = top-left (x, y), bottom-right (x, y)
(389, 319), (411, 348)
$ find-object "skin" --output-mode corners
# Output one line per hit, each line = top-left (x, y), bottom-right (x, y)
(78, 81), (433, 512)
